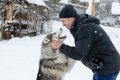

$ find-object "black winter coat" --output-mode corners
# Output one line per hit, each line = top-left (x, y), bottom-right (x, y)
(60, 14), (120, 74)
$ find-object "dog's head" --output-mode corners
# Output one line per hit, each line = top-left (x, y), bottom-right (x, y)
(42, 28), (66, 45)
(41, 28), (66, 59)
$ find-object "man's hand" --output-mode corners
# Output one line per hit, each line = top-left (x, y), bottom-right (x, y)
(50, 40), (62, 49)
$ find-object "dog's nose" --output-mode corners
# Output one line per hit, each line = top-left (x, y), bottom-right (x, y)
(60, 28), (62, 30)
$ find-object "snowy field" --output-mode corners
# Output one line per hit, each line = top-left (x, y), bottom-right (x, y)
(0, 21), (120, 80)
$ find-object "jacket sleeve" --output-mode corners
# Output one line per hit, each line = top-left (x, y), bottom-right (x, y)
(60, 44), (82, 60)
(60, 25), (94, 61)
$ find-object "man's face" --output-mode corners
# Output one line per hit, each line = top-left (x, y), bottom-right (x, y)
(60, 18), (75, 29)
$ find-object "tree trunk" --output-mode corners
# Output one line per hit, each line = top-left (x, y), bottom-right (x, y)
(0, 21), (2, 41)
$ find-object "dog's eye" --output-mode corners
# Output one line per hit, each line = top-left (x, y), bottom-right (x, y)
(45, 40), (49, 42)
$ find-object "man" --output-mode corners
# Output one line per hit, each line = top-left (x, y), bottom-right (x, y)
(50, 4), (120, 80)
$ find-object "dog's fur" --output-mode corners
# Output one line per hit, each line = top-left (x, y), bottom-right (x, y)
(37, 29), (75, 80)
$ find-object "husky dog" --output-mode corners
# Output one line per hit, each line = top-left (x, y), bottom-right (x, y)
(37, 28), (75, 80)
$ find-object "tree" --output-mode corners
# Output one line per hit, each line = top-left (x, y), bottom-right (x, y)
(99, 1), (111, 19)
(49, 0), (60, 4)
(71, 0), (79, 4)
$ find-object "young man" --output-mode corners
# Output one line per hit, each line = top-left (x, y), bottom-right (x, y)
(50, 4), (120, 80)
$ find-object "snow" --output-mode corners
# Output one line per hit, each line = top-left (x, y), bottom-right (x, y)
(79, 0), (89, 2)
(60, 0), (100, 4)
(63, 0), (92, 15)
(86, 0), (92, 15)
(111, 2), (120, 15)
(60, 0), (100, 3)
(94, 0), (100, 2)
(59, 0), (69, 4)
(59, 0), (93, 15)
(26, 0), (47, 7)
(86, 0), (100, 15)
(0, 20), (120, 80)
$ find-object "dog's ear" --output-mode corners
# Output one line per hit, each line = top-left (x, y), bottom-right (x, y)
(47, 33), (52, 42)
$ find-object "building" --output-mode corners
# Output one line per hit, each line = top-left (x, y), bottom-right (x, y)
(0, 0), (51, 39)
(111, 2), (120, 27)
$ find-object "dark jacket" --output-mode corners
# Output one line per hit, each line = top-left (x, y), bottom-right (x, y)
(60, 14), (120, 74)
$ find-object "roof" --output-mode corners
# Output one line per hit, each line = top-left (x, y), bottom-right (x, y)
(26, 0), (47, 7)
(59, 0), (69, 4)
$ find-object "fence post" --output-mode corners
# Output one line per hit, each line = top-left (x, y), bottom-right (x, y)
(91, 0), (95, 16)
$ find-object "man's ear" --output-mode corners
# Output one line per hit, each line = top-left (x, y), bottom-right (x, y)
(70, 17), (75, 22)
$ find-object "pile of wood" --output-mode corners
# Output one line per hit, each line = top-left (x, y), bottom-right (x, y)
(0, 0), (51, 40)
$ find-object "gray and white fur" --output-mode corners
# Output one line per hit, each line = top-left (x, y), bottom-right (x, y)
(37, 28), (75, 80)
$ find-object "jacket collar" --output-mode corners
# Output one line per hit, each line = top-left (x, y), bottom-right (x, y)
(71, 14), (88, 29)
(71, 14), (100, 29)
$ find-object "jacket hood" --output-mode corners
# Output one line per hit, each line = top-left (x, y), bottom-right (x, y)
(73, 14), (100, 27)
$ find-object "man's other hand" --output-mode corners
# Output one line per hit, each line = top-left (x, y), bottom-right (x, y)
(50, 40), (62, 49)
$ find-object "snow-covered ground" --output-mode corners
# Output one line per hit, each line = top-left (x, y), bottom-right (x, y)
(0, 21), (120, 80)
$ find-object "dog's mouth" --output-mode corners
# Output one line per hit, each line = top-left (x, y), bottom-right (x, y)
(52, 28), (66, 41)
(59, 28), (66, 39)
(59, 35), (66, 39)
